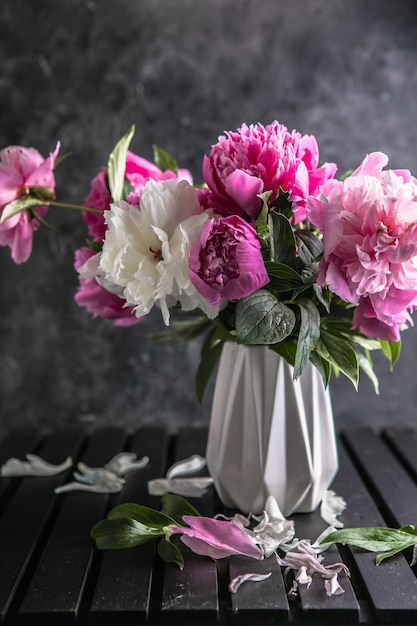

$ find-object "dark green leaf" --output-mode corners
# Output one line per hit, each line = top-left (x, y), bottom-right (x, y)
(316, 329), (359, 388)
(268, 212), (297, 266)
(86, 239), (103, 254)
(158, 537), (184, 569)
(153, 145), (178, 172)
(195, 330), (224, 403)
(295, 229), (323, 262)
(380, 339), (401, 370)
(107, 503), (176, 527)
(293, 299), (321, 379)
(269, 340), (297, 366)
(108, 125), (135, 202)
(235, 289), (296, 344)
(357, 352), (379, 395)
(264, 261), (303, 292)
(322, 527), (417, 553)
(160, 493), (200, 524)
(309, 350), (331, 387)
(91, 518), (163, 550)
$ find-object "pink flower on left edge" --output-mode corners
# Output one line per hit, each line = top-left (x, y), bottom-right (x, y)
(307, 151), (417, 341)
(82, 151), (193, 242)
(189, 215), (269, 307)
(201, 121), (336, 223)
(171, 516), (263, 560)
(74, 247), (141, 326)
(0, 143), (60, 263)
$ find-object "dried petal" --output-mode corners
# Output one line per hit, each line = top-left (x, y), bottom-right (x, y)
(147, 477), (213, 498)
(166, 454), (207, 479)
(229, 572), (272, 593)
(320, 490), (346, 529)
(105, 452), (149, 476)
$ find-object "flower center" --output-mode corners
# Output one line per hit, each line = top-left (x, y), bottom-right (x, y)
(149, 246), (162, 262)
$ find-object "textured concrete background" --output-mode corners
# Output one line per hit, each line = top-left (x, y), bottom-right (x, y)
(1, 0), (417, 437)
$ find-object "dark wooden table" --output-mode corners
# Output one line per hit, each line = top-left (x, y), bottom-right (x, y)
(1, 425), (417, 625)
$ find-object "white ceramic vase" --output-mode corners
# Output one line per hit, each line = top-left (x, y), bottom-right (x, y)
(206, 342), (338, 516)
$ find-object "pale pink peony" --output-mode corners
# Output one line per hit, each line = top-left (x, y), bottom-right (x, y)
(171, 515), (263, 560)
(189, 214), (269, 307)
(307, 151), (417, 341)
(74, 246), (141, 327)
(0, 143), (60, 263)
(201, 122), (336, 223)
(82, 151), (193, 242)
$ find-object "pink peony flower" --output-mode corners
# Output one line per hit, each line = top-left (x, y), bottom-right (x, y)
(171, 515), (263, 560)
(0, 143), (60, 263)
(74, 246), (141, 326)
(189, 214), (269, 307)
(201, 122), (336, 222)
(307, 151), (417, 341)
(82, 151), (193, 242)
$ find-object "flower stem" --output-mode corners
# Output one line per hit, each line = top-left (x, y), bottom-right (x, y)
(48, 201), (104, 214)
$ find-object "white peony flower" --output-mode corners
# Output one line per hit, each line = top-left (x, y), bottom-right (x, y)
(99, 179), (219, 325)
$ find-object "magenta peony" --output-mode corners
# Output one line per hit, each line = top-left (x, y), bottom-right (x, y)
(0, 143), (60, 263)
(307, 152), (417, 341)
(201, 121), (336, 223)
(74, 246), (141, 327)
(189, 214), (269, 307)
(82, 151), (193, 242)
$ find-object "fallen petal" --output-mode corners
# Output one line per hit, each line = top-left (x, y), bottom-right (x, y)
(147, 477), (213, 498)
(1, 454), (73, 477)
(55, 479), (124, 494)
(166, 454), (207, 479)
(229, 572), (272, 593)
(324, 573), (345, 596)
(320, 490), (347, 529)
(105, 452), (149, 476)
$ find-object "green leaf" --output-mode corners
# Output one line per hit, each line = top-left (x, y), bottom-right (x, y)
(264, 261), (303, 292)
(160, 493), (200, 524)
(293, 299), (321, 379)
(295, 229), (323, 263)
(107, 503), (177, 528)
(107, 125), (135, 202)
(268, 212), (297, 266)
(269, 340), (297, 366)
(316, 329), (359, 388)
(357, 352), (379, 395)
(322, 526), (417, 553)
(86, 239), (103, 254)
(157, 537), (184, 569)
(0, 197), (49, 224)
(309, 350), (332, 387)
(380, 339), (401, 370)
(195, 330), (225, 403)
(91, 518), (164, 550)
(255, 191), (271, 236)
(235, 289), (296, 345)
(153, 145), (178, 172)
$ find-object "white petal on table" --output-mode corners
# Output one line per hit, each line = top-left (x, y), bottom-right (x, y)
(165, 454), (207, 479)
(229, 572), (272, 593)
(148, 477), (213, 498)
(104, 452), (149, 476)
(1, 454), (73, 477)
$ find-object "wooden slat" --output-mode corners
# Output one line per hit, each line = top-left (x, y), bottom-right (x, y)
(90, 427), (170, 623)
(383, 427), (417, 483)
(18, 427), (127, 624)
(161, 427), (219, 621)
(332, 436), (417, 623)
(229, 555), (289, 619)
(0, 428), (85, 624)
(343, 428), (417, 526)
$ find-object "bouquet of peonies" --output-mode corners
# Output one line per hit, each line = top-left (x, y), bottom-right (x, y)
(1, 121), (415, 397)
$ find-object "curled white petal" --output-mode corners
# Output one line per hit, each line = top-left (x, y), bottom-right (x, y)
(166, 454), (207, 479)
(55, 479), (124, 494)
(105, 453), (149, 476)
(229, 572), (272, 593)
(147, 477), (213, 497)
(324, 573), (345, 596)
(320, 490), (346, 529)
(1, 454), (73, 477)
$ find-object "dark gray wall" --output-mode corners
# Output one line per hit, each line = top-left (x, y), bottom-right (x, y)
(1, 0), (417, 437)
